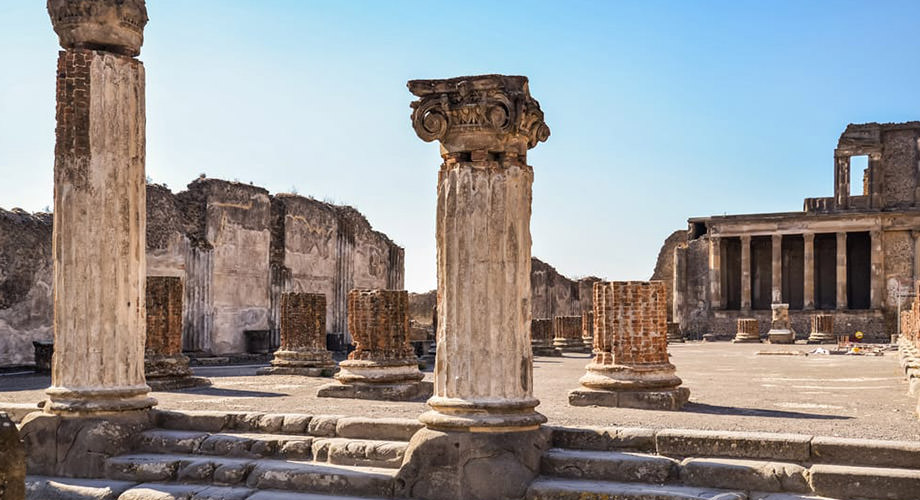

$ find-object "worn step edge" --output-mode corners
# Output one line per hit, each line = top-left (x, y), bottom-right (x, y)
(541, 448), (677, 483)
(525, 477), (748, 500)
(679, 457), (809, 494)
(26, 475), (138, 500)
(809, 464), (920, 500)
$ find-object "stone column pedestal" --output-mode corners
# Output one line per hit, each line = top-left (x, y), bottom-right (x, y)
(808, 314), (835, 344)
(145, 277), (210, 390)
(581, 311), (595, 350)
(44, 0), (155, 415)
(531, 318), (561, 357)
(733, 318), (761, 343)
(258, 293), (335, 376)
(666, 321), (685, 343)
(318, 289), (431, 401)
(569, 281), (689, 410)
(397, 75), (551, 500)
(767, 303), (796, 344)
(553, 315), (587, 353)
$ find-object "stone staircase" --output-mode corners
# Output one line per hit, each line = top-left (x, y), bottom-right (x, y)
(26, 410), (420, 500)
(526, 426), (920, 500)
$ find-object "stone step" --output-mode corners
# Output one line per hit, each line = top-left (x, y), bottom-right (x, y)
(26, 476), (392, 500)
(135, 429), (407, 468)
(541, 448), (676, 483)
(678, 457), (809, 494)
(525, 477), (748, 500)
(103, 454), (396, 497)
(809, 464), (920, 500)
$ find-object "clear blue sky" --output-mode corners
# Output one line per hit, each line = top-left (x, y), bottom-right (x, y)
(2, 1), (920, 292)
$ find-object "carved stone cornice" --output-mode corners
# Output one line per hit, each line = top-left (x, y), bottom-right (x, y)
(408, 74), (550, 157)
(48, 0), (148, 56)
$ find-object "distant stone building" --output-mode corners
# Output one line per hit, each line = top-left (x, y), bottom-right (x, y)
(667, 121), (920, 341)
(0, 177), (403, 366)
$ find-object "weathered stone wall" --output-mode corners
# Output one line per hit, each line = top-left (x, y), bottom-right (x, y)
(883, 230), (913, 332)
(651, 230), (685, 322)
(0, 177), (403, 365)
(0, 210), (52, 366)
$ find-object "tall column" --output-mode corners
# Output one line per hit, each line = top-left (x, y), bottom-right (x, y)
(870, 230), (884, 309)
(803, 232), (815, 310)
(837, 232), (848, 310)
(772, 234), (782, 304)
(709, 236), (722, 309)
(45, 0), (155, 413)
(399, 75), (551, 500)
(741, 235), (752, 311)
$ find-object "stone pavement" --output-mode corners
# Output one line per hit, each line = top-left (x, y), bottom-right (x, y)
(2, 342), (917, 440)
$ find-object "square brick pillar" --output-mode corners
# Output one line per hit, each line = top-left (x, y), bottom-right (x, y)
(43, 0), (155, 414)
(569, 281), (689, 410)
(145, 277), (210, 390)
(318, 289), (431, 401)
(531, 318), (560, 357)
(257, 293), (335, 376)
(553, 315), (586, 353)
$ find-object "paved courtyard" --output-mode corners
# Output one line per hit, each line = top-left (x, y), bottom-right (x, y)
(2, 342), (917, 440)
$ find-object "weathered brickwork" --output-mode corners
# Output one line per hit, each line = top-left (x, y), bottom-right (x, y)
(570, 281), (688, 410)
(146, 277), (183, 357)
(258, 292), (334, 376)
(734, 318), (761, 343)
(318, 289), (429, 401)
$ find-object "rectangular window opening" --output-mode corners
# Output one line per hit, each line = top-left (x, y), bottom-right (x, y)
(850, 155), (869, 196)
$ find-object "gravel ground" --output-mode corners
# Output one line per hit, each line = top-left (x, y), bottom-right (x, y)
(2, 341), (917, 441)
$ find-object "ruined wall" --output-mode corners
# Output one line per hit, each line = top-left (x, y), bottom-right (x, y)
(0, 209), (52, 366)
(883, 230), (913, 332)
(651, 229), (685, 322)
(881, 129), (919, 209)
(673, 236), (711, 338)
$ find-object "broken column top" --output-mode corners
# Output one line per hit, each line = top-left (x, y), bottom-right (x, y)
(48, 0), (148, 56)
(407, 74), (550, 156)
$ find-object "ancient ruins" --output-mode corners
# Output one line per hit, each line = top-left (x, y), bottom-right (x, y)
(2, 3), (920, 500)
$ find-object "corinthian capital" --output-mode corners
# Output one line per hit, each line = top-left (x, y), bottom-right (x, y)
(48, 0), (148, 56)
(408, 74), (550, 157)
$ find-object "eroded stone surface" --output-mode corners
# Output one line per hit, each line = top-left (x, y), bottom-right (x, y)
(0, 412), (25, 500)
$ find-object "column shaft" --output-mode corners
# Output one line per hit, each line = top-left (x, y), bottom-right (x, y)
(837, 232), (848, 309)
(741, 235), (752, 311)
(772, 234), (782, 304)
(709, 236), (722, 309)
(803, 232), (815, 310)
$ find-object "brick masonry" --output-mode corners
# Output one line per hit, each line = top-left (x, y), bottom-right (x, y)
(146, 277), (183, 357)
(346, 289), (415, 362)
(259, 292), (335, 376)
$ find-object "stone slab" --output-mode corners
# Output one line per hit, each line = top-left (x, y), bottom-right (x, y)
(152, 410), (230, 433)
(568, 387), (689, 410)
(25, 476), (137, 500)
(0, 404), (41, 423)
(334, 417), (422, 442)
(810, 464), (920, 500)
(316, 381), (433, 402)
(678, 457), (808, 493)
(548, 426), (657, 452)
(524, 477), (746, 500)
(656, 429), (812, 462)
(810, 436), (920, 469)
(541, 448), (676, 483)
(256, 366), (335, 377)
(146, 376), (211, 392)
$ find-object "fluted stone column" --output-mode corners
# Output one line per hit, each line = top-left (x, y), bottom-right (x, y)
(258, 293), (335, 376)
(553, 315), (586, 352)
(767, 303), (795, 344)
(804, 232), (815, 310)
(398, 75), (551, 500)
(709, 236), (722, 309)
(581, 311), (595, 350)
(772, 234), (783, 304)
(837, 232), (848, 310)
(741, 235), (752, 312)
(569, 281), (689, 410)
(318, 289), (430, 401)
(809, 314), (835, 343)
(145, 277), (210, 391)
(44, 0), (155, 414)
(734, 318), (761, 343)
(531, 318), (560, 357)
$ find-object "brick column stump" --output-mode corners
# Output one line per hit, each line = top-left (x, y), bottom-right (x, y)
(257, 293), (335, 376)
(569, 281), (689, 410)
(553, 315), (587, 353)
(808, 314), (835, 344)
(581, 311), (595, 351)
(145, 277), (210, 390)
(767, 303), (795, 344)
(531, 318), (561, 357)
(666, 321), (685, 343)
(318, 289), (431, 401)
(733, 318), (761, 343)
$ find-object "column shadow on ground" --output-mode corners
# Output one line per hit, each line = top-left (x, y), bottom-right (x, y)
(682, 402), (852, 420)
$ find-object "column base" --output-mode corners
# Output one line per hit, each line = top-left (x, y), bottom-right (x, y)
(552, 338), (590, 353)
(582, 336), (594, 350)
(733, 334), (762, 343)
(44, 385), (156, 415)
(257, 349), (336, 377)
(395, 426), (550, 500)
(317, 380), (433, 402)
(767, 329), (796, 344)
(807, 333), (836, 344)
(419, 397), (546, 432)
(568, 387), (690, 410)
